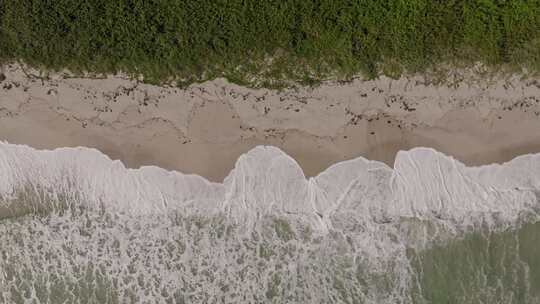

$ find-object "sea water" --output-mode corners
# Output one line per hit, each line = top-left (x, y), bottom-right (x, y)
(1, 142), (540, 303)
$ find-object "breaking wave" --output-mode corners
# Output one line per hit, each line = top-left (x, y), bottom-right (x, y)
(1, 142), (540, 303)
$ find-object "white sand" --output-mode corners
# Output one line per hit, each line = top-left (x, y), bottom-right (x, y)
(1, 63), (540, 182)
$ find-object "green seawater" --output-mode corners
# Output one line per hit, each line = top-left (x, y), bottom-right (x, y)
(409, 221), (540, 304)
(2, 200), (540, 304)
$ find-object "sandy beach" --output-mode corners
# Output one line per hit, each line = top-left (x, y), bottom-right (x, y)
(1, 63), (540, 182)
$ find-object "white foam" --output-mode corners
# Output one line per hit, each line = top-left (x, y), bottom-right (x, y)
(0, 141), (224, 216)
(1, 141), (540, 303)
(0, 141), (539, 230)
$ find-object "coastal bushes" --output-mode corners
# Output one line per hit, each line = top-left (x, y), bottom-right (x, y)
(1, 0), (539, 86)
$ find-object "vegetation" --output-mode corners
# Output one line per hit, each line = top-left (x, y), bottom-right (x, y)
(1, 0), (540, 87)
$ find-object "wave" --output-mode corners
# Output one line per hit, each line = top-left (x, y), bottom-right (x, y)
(1, 141), (540, 303)
(1, 141), (539, 228)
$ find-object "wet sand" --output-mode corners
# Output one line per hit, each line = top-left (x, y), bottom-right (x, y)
(1, 63), (540, 182)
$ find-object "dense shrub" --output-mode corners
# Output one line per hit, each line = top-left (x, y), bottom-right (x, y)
(1, 0), (539, 86)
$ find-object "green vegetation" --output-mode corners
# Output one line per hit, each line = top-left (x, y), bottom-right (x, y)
(1, 0), (540, 87)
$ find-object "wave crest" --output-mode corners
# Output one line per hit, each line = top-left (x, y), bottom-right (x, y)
(1, 142), (538, 230)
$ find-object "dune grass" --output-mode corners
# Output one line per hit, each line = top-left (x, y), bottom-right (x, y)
(1, 0), (540, 87)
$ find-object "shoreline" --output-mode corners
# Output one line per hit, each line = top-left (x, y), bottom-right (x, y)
(1, 64), (540, 182)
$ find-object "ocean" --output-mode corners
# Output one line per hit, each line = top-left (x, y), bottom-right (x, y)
(1, 143), (539, 303)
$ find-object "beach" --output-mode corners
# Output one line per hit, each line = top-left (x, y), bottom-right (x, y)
(4, 1), (540, 301)
(3, 63), (540, 303)
(1, 63), (540, 181)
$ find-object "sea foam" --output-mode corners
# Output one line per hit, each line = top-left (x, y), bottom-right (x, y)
(1, 142), (539, 303)
(0, 141), (538, 229)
